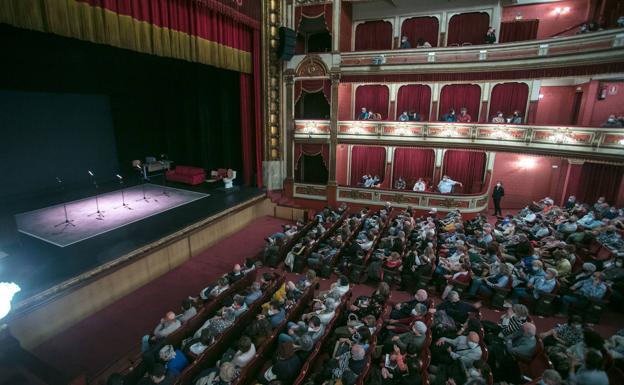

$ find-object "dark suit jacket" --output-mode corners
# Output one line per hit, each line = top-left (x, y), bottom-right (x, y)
(492, 186), (505, 200)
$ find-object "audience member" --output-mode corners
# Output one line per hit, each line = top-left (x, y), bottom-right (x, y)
(400, 35), (411, 49)
(485, 27), (496, 44)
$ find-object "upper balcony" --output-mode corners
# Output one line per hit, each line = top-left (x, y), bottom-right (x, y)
(340, 29), (624, 72)
(294, 119), (624, 161)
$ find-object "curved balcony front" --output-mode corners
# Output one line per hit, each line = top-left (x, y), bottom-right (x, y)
(294, 120), (624, 161)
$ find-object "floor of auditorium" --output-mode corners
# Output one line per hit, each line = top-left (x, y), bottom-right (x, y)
(32, 215), (624, 382)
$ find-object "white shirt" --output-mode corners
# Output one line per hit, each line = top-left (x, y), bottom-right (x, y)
(438, 178), (459, 194)
(232, 344), (256, 368)
(413, 181), (426, 192)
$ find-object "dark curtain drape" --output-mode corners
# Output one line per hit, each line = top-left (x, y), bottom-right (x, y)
(499, 20), (539, 43)
(577, 163), (624, 204)
(294, 143), (330, 169)
(355, 20), (393, 50)
(295, 4), (332, 32)
(438, 84), (481, 121)
(0, 25), (243, 182)
(446, 12), (490, 46)
(295, 79), (331, 103)
(392, 148), (435, 187)
(442, 150), (486, 193)
(396, 85), (432, 120)
(401, 16), (439, 47)
(350, 146), (386, 185)
(355, 85), (390, 119)
(295, 154), (328, 184)
(488, 82), (529, 121)
(295, 92), (330, 119)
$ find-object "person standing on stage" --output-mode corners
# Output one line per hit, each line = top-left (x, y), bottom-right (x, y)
(492, 181), (505, 217)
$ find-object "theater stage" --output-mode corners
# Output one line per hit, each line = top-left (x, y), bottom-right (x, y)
(16, 184), (208, 247)
(0, 183), (265, 305)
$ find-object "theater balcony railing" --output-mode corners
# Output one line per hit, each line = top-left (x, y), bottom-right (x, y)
(340, 29), (624, 71)
(293, 170), (493, 213)
(294, 120), (624, 161)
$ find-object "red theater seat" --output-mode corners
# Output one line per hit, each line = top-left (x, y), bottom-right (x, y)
(166, 166), (206, 185)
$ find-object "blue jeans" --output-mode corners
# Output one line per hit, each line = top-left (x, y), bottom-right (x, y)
(511, 287), (532, 304)
(560, 294), (585, 314)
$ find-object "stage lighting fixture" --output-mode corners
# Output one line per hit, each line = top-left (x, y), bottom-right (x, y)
(0, 282), (20, 321)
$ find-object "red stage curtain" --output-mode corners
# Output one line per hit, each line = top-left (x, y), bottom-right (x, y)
(438, 84), (481, 120)
(577, 163), (624, 204)
(295, 4), (332, 32)
(446, 12), (490, 46)
(499, 20), (539, 43)
(442, 150), (486, 193)
(295, 79), (331, 103)
(401, 17), (439, 47)
(396, 85), (432, 120)
(295, 143), (330, 169)
(392, 148), (435, 187)
(355, 20), (393, 50)
(350, 146), (386, 185)
(2, 0), (256, 73)
(355, 85), (390, 119)
(488, 82), (529, 121)
(240, 29), (263, 187)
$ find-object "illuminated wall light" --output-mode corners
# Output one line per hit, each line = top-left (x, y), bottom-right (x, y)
(554, 7), (562, 14)
(517, 157), (537, 170)
(538, 93), (545, 99)
(563, 7), (571, 13)
(620, 138), (624, 145)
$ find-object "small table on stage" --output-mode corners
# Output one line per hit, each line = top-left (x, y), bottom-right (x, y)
(142, 160), (173, 179)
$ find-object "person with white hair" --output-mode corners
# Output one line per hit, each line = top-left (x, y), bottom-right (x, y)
(385, 320), (428, 353)
(438, 175), (462, 194)
(506, 322), (537, 360)
(435, 331), (483, 368)
(511, 267), (558, 303)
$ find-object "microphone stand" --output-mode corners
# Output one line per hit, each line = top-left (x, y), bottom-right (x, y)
(115, 175), (132, 210)
(135, 165), (152, 203)
(53, 177), (76, 230)
(154, 159), (171, 198)
(87, 172), (105, 220)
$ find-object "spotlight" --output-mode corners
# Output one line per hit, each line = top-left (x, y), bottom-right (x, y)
(0, 282), (20, 321)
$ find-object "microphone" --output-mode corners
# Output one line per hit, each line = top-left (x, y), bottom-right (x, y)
(88, 170), (94, 177)
(56, 177), (62, 184)
(116, 174), (123, 180)
(135, 164), (142, 169)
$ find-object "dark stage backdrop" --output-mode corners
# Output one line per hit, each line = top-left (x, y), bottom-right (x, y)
(0, 90), (119, 199)
(0, 25), (242, 200)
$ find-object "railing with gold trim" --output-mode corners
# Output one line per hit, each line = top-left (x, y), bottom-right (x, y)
(294, 120), (624, 160)
(340, 29), (624, 67)
(293, 182), (492, 212)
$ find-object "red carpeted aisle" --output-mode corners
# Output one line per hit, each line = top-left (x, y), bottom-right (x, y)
(33, 216), (289, 380)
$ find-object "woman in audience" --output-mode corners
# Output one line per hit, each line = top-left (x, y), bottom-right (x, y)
(541, 315), (584, 348)
(261, 341), (302, 384)
(568, 348), (609, 385)
(491, 111), (505, 123)
(231, 336), (256, 368)
(194, 362), (239, 385)
(245, 317), (273, 347)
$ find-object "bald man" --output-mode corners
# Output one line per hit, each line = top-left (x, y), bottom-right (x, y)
(436, 331), (482, 368)
(505, 322), (536, 360)
(348, 344), (367, 375)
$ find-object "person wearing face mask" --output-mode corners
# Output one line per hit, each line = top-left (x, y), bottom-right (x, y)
(457, 107), (472, 123)
(438, 175), (462, 194)
(400, 35), (411, 49)
(602, 114), (623, 128)
(509, 110), (523, 124)
(441, 108), (457, 122)
(492, 181), (505, 217)
(560, 272), (608, 315)
(491, 111), (505, 123)
(434, 331), (483, 368)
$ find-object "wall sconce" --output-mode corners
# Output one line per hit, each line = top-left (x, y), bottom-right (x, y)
(555, 6), (570, 15)
(515, 12), (523, 20)
(619, 138), (624, 146)
(517, 156), (536, 170)
(538, 93), (544, 99)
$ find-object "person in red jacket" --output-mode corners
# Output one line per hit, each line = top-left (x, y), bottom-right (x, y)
(457, 107), (472, 123)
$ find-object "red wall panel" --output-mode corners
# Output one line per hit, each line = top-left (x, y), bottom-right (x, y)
(502, 0), (590, 39)
(338, 83), (353, 121)
(490, 153), (566, 209)
(534, 86), (578, 125)
(588, 81), (624, 126)
(336, 144), (349, 185)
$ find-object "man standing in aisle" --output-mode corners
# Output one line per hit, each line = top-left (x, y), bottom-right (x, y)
(492, 181), (505, 217)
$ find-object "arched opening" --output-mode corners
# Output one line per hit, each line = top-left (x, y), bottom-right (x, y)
(295, 154), (328, 184)
(295, 91), (330, 120)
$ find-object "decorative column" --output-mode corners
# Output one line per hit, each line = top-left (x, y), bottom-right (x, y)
(283, 70), (295, 198)
(433, 148), (445, 184)
(431, 83), (440, 121)
(560, 159), (585, 205)
(480, 82), (490, 123)
(262, 0), (283, 190)
(327, 69), (340, 206)
(526, 80), (541, 124)
(332, 0), (341, 53)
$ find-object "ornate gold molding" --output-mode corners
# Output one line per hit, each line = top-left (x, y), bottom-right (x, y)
(263, 0), (282, 160)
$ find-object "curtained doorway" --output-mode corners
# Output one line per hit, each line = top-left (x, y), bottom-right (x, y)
(295, 154), (329, 184)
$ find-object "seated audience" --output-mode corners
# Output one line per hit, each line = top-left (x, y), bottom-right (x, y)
(602, 113), (623, 127)
(509, 110), (523, 124)
(410, 111), (422, 121)
(177, 298), (197, 323)
(159, 345), (189, 376)
(484, 27), (496, 44)
(138, 363), (175, 385)
(398, 111), (410, 122)
(416, 37), (432, 48)
(394, 177), (407, 190)
(457, 107), (472, 123)
(412, 178), (426, 192)
(441, 108), (457, 122)
(260, 341), (302, 384)
(358, 107), (369, 120)
(437, 175), (462, 194)
(491, 111), (505, 123)
(400, 35), (411, 49)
